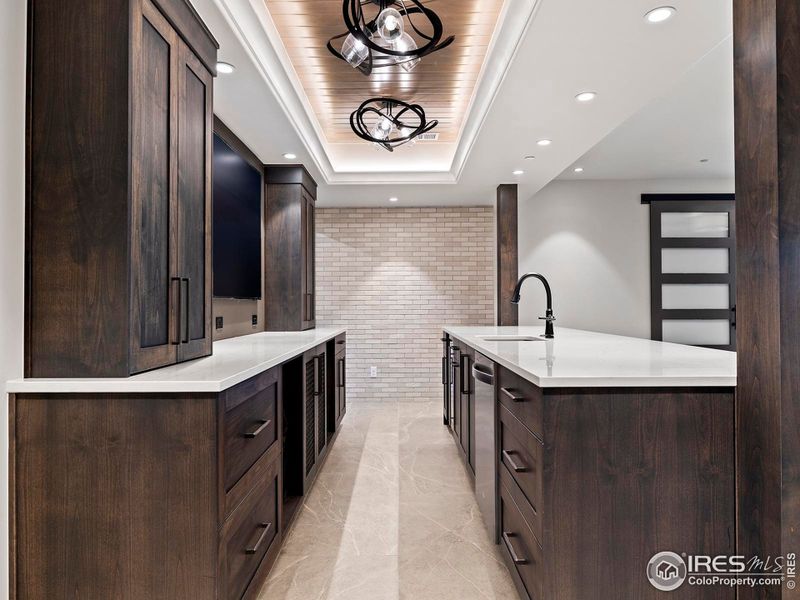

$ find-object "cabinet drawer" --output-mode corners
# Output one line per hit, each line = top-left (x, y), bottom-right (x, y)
(500, 478), (544, 600)
(497, 365), (543, 441)
(499, 404), (543, 539)
(222, 369), (279, 492)
(222, 458), (279, 600)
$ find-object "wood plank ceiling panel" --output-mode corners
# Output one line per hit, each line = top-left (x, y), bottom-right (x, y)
(264, 0), (504, 143)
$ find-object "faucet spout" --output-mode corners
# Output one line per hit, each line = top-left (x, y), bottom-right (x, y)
(510, 273), (556, 338)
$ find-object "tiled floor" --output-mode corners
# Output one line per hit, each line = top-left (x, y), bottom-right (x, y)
(256, 401), (519, 600)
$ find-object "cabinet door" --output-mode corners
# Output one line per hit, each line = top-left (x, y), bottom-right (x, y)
(301, 192), (316, 329)
(302, 351), (317, 488)
(337, 353), (346, 422)
(316, 348), (327, 455)
(130, 0), (179, 373)
(176, 41), (213, 361)
(451, 345), (462, 443)
(459, 349), (471, 459)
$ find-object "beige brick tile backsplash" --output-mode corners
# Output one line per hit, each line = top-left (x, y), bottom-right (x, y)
(316, 207), (494, 402)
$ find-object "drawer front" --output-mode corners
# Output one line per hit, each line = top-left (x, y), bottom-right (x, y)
(499, 404), (543, 535)
(497, 365), (543, 441)
(500, 479), (544, 600)
(223, 460), (279, 600)
(223, 378), (278, 492)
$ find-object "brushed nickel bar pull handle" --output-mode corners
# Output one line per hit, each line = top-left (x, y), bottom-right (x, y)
(245, 522), (272, 554)
(338, 358), (345, 388)
(171, 277), (182, 345)
(502, 449), (527, 472)
(243, 419), (271, 439)
(500, 387), (526, 403)
(502, 531), (528, 565)
(442, 356), (447, 385)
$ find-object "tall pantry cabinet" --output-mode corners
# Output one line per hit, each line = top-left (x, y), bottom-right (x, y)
(25, 0), (218, 377)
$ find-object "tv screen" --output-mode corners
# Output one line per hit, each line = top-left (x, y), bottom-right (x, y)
(212, 134), (262, 299)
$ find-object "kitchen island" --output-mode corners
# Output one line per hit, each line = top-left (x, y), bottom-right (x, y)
(442, 326), (736, 600)
(8, 328), (347, 600)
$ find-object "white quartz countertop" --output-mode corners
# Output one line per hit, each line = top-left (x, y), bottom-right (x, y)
(443, 326), (736, 388)
(7, 328), (346, 394)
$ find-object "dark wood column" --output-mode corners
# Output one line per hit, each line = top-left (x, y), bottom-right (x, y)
(496, 184), (518, 326)
(734, 1), (799, 596)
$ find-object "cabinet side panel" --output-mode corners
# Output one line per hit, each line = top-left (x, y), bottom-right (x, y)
(14, 394), (218, 599)
(26, 0), (131, 377)
(542, 388), (735, 600)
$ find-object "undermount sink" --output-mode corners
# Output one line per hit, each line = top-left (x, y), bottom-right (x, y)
(477, 335), (544, 342)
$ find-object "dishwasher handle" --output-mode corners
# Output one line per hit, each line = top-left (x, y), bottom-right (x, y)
(472, 363), (494, 385)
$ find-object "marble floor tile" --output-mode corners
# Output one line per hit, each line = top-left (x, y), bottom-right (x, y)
(256, 401), (519, 600)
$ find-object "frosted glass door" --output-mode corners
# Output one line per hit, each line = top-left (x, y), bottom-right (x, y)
(649, 197), (736, 350)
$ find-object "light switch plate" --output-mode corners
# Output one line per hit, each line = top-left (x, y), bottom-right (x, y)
(215, 316), (223, 329)
(370, 366), (378, 378)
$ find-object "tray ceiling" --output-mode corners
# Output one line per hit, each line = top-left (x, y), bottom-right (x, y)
(263, 0), (505, 144)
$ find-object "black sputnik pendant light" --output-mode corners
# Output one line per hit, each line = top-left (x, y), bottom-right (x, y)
(327, 0), (455, 75)
(350, 97), (438, 152)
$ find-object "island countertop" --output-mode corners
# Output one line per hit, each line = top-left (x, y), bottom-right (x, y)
(6, 328), (346, 394)
(443, 326), (736, 388)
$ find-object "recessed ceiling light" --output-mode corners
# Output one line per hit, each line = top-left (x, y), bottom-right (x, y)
(512, 170), (524, 176)
(575, 91), (597, 103)
(389, 197), (399, 202)
(524, 155), (536, 160)
(645, 6), (676, 23)
(574, 167), (584, 173)
(216, 61), (236, 74)
(283, 153), (297, 160)
(537, 139), (552, 147)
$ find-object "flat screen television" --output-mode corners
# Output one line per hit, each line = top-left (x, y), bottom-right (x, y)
(212, 133), (262, 299)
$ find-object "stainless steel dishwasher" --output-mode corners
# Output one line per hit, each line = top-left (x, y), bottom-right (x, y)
(472, 352), (497, 543)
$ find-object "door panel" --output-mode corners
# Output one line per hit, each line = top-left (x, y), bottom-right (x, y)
(130, 1), (178, 372)
(177, 42), (213, 361)
(650, 198), (736, 351)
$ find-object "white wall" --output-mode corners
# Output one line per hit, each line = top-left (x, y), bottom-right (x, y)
(518, 179), (734, 339)
(0, 0), (27, 596)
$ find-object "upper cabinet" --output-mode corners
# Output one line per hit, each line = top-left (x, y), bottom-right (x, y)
(25, 0), (218, 377)
(264, 166), (318, 331)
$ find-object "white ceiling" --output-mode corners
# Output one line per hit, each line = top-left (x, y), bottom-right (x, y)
(559, 35), (734, 181)
(194, 0), (734, 206)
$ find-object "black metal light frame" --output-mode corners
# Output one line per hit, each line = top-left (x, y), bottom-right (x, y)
(349, 97), (438, 151)
(327, 0), (455, 75)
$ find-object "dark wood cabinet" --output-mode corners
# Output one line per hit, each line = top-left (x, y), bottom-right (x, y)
(332, 334), (347, 429)
(448, 340), (475, 476)
(25, 0), (217, 377)
(11, 332), (347, 600)
(264, 166), (317, 331)
(440, 336), (736, 600)
(11, 367), (282, 600)
(301, 343), (328, 491)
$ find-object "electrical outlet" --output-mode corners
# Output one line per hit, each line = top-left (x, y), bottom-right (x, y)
(251, 314), (258, 327)
(215, 316), (224, 329)
(370, 366), (378, 378)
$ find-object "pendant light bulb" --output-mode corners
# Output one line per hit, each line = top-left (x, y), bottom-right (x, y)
(395, 32), (420, 72)
(341, 33), (369, 67)
(377, 7), (404, 42)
